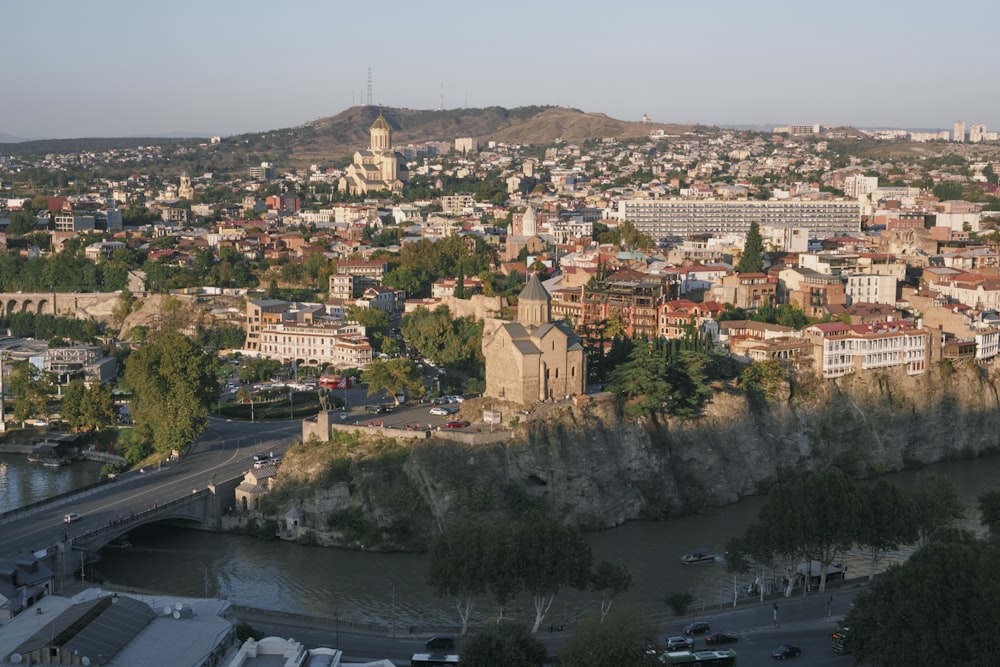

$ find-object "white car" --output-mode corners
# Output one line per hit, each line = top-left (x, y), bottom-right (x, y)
(429, 406), (455, 416)
(63, 513), (82, 524)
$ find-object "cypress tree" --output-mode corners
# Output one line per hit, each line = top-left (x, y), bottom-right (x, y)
(736, 220), (765, 274)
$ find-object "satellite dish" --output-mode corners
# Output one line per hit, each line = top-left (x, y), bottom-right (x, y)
(172, 610), (180, 619)
(82, 658), (91, 667)
(10, 654), (23, 664)
(163, 606), (173, 615)
(175, 602), (183, 611)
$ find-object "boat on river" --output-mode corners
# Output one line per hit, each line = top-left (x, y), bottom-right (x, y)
(681, 550), (720, 565)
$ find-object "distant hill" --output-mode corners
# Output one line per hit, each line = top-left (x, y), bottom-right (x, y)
(0, 106), (698, 170)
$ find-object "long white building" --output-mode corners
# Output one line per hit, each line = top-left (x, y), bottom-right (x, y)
(618, 199), (861, 242)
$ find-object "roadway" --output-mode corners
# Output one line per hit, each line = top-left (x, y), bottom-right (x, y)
(233, 585), (865, 666)
(0, 417), (302, 559)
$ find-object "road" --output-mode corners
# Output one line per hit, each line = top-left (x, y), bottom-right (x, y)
(233, 584), (866, 666)
(0, 417), (302, 559)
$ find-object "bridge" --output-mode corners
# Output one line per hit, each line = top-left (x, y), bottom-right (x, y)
(0, 290), (119, 322)
(0, 417), (302, 589)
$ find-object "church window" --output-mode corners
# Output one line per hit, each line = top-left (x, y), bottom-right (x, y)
(551, 341), (555, 351)
(555, 368), (559, 378)
(571, 366), (576, 377)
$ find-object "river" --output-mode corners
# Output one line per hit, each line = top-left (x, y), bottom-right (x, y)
(5, 452), (998, 629)
(0, 452), (105, 513)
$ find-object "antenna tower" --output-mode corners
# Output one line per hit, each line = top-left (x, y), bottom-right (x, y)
(367, 66), (373, 106)
(440, 83), (444, 111)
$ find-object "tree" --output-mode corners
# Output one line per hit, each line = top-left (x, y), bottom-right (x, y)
(590, 559), (632, 622)
(78, 382), (116, 432)
(730, 468), (863, 595)
(736, 220), (764, 273)
(846, 538), (1000, 667)
(910, 471), (964, 545)
(427, 518), (491, 635)
(360, 358), (424, 405)
(515, 515), (593, 633)
(978, 489), (1000, 539)
(561, 607), (659, 667)
(461, 624), (546, 667)
(346, 305), (391, 351)
(123, 333), (219, 454)
(60, 379), (86, 429)
(856, 479), (919, 581)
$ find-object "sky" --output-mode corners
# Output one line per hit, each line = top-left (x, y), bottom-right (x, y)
(3, 0), (999, 140)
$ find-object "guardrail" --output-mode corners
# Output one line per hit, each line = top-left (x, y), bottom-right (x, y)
(71, 489), (211, 546)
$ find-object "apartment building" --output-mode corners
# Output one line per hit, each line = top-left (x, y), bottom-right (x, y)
(258, 321), (373, 369)
(711, 272), (777, 311)
(803, 321), (930, 378)
(618, 199), (861, 242)
(845, 273), (898, 306)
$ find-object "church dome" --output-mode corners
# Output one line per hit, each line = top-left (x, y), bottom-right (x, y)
(370, 111), (392, 131)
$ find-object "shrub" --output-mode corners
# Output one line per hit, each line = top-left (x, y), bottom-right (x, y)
(666, 591), (695, 616)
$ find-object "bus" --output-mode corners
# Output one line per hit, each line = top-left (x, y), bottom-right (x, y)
(660, 649), (737, 666)
(831, 626), (851, 653)
(410, 654), (459, 667)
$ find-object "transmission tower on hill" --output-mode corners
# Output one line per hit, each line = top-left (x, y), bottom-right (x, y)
(367, 66), (373, 107)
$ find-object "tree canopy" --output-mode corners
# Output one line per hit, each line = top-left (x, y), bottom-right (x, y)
(123, 333), (219, 454)
(460, 624), (547, 667)
(360, 358), (425, 405)
(846, 537), (1000, 667)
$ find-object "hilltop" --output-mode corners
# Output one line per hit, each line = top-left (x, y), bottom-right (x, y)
(0, 106), (697, 170)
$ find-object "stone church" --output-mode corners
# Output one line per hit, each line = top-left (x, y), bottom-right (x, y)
(482, 273), (586, 405)
(338, 110), (410, 195)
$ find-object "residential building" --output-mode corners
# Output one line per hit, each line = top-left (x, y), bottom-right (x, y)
(780, 267), (848, 319)
(953, 120), (966, 142)
(259, 320), (373, 368)
(711, 272), (777, 310)
(803, 320), (931, 378)
(845, 272), (898, 306)
(245, 298), (291, 353)
(619, 199), (861, 242)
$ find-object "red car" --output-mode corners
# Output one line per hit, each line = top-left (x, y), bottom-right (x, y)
(444, 420), (469, 429)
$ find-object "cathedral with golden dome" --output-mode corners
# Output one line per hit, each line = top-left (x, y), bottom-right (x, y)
(338, 110), (409, 195)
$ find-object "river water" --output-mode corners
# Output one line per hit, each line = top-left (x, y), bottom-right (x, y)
(0, 453), (105, 513)
(5, 452), (998, 629)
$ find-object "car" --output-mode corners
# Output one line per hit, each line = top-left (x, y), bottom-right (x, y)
(63, 513), (82, 524)
(683, 621), (711, 636)
(365, 405), (391, 414)
(429, 406), (457, 416)
(425, 635), (455, 650)
(771, 644), (801, 660)
(705, 631), (739, 645)
(444, 420), (469, 429)
(337, 412), (349, 421)
(665, 636), (693, 652)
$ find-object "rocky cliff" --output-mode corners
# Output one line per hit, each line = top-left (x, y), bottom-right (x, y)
(267, 362), (1000, 549)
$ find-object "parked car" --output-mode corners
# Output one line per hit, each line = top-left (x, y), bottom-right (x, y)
(771, 644), (802, 660)
(706, 631), (739, 645)
(425, 635), (455, 650)
(444, 420), (469, 429)
(429, 406), (457, 416)
(63, 513), (82, 524)
(337, 412), (349, 421)
(665, 636), (693, 652)
(683, 621), (711, 636)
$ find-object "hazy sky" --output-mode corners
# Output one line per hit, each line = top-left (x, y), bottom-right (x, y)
(3, 0), (998, 139)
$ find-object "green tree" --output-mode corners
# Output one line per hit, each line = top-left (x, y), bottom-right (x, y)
(427, 518), (491, 635)
(123, 333), (219, 454)
(978, 489), (1000, 539)
(461, 624), (546, 667)
(736, 220), (764, 273)
(590, 559), (632, 622)
(60, 379), (87, 429)
(360, 358), (424, 405)
(730, 468), (863, 594)
(856, 479), (919, 581)
(515, 515), (593, 633)
(846, 538), (1000, 667)
(910, 471), (965, 545)
(561, 607), (659, 667)
(739, 358), (786, 402)
(346, 305), (391, 351)
(79, 382), (116, 432)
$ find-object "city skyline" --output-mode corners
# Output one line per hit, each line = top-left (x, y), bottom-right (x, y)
(3, 0), (999, 140)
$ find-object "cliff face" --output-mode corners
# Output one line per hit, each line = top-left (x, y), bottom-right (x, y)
(274, 363), (1000, 546)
